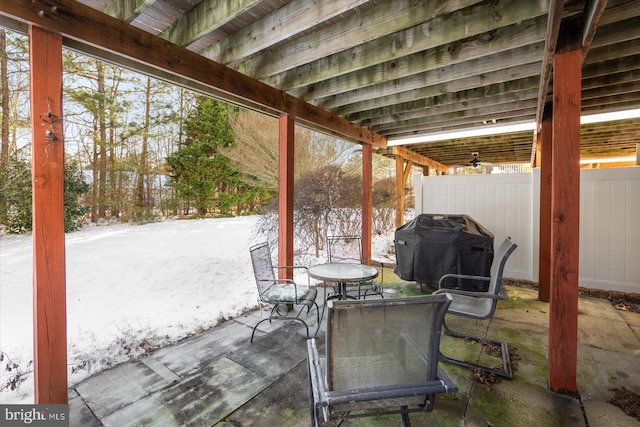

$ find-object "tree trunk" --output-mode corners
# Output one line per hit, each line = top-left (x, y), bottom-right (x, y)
(91, 119), (99, 223)
(0, 29), (9, 167)
(135, 77), (151, 212)
(97, 62), (108, 218)
(0, 29), (9, 218)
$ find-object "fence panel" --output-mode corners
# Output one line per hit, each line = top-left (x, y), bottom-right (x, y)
(416, 168), (640, 293)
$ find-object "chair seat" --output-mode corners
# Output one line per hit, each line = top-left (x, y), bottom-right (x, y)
(329, 354), (427, 412)
(264, 284), (315, 302)
(447, 294), (493, 319)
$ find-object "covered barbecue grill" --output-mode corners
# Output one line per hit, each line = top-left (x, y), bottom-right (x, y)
(394, 214), (494, 291)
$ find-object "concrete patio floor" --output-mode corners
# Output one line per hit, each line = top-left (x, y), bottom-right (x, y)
(68, 283), (640, 426)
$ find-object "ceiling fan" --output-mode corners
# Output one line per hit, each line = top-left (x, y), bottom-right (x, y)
(470, 152), (481, 167)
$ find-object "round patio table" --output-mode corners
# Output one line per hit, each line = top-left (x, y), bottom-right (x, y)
(308, 263), (378, 301)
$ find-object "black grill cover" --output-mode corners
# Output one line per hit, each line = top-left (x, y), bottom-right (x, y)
(394, 214), (494, 290)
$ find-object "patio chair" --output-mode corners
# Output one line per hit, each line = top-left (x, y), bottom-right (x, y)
(433, 237), (518, 378)
(326, 235), (384, 299)
(249, 242), (319, 343)
(307, 294), (457, 427)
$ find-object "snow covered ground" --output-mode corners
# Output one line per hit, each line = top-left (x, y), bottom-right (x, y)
(0, 216), (394, 404)
(0, 216), (267, 404)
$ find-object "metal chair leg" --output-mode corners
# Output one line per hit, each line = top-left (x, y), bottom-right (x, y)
(439, 318), (513, 379)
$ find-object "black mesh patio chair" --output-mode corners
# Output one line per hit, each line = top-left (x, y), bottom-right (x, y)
(326, 235), (384, 299)
(433, 237), (518, 378)
(307, 294), (457, 427)
(249, 242), (319, 343)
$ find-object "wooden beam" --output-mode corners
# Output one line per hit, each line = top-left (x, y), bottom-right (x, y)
(538, 107), (552, 303)
(278, 114), (294, 279)
(260, 0), (549, 90)
(330, 60), (542, 116)
(362, 144), (373, 263)
(392, 146), (448, 174)
(395, 156), (405, 229)
(582, 0), (609, 58)
(357, 77), (540, 127)
(549, 18), (582, 395)
(371, 89), (539, 133)
(203, 0), (370, 66)
(402, 160), (414, 185)
(102, 0), (155, 23)
(0, 0), (386, 148)
(161, 0), (262, 48)
(238, 0), (485, 81)
(294, 16), (548, 102)
(532, 0), (564, 165)
(384, 103), (537, 138)
(637, 143), (640, 166)
(29, 25), (67, 404)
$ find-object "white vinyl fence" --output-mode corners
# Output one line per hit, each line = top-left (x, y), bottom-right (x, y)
(415, 167), (640, 294)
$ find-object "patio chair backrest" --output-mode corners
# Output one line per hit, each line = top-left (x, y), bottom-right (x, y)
(325, 294), (452, 414)
(487, 237), (518, 295)
(249, 242), (276, 296)
(327, 236), (363, 263)
(472, 237), (517, 318)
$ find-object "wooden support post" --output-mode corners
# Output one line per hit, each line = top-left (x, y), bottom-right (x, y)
(549, 19), (581, 394)
(30, 26), (68, 404)
(538, 107), (552, 302)
(636, 143), (639, 166)
(362, 144), (373, 263)
(278, 114), (294, 279)
(395, 156), (405, 228)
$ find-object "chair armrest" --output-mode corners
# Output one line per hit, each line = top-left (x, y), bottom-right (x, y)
(275, 265), (311, 286)
(307, 338), (330, 422)
(433, 287), (508, 301)
(438, 273), (490, 289)
(436, 367), (458, 393)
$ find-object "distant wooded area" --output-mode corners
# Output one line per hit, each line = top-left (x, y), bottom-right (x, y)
(0, 29), (400, 239)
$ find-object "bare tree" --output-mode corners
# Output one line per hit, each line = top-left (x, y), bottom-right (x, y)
(224, 109), (354, 191)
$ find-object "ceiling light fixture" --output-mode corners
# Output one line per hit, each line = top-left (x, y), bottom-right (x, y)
(387, 121), (536, 146)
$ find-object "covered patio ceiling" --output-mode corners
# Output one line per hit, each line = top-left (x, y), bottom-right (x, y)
(2, 0), (639, 169)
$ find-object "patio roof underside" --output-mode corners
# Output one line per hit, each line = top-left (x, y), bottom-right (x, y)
(1, 0), (639, 168)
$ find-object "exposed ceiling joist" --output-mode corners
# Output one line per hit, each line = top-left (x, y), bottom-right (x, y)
(1, 0), (638, 168)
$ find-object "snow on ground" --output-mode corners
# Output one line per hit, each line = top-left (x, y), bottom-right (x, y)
(0, 215), (396, 404)
(0, 216), (268, 404)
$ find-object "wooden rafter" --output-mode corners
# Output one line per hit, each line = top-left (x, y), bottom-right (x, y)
(330, 60), (543, 116)
(159, 0), (263, 48)
(237, 0), (483, 82)
(298, 20), (548, 105)
(582, 0), (609, 58)
(360, 77), (540, 129)
(201, 0), (371, 66)
(259, 0), (549, 91)
(103, 0), (156, 23)
(532, 0), (564, 165)
(392, 146), (448, 174)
